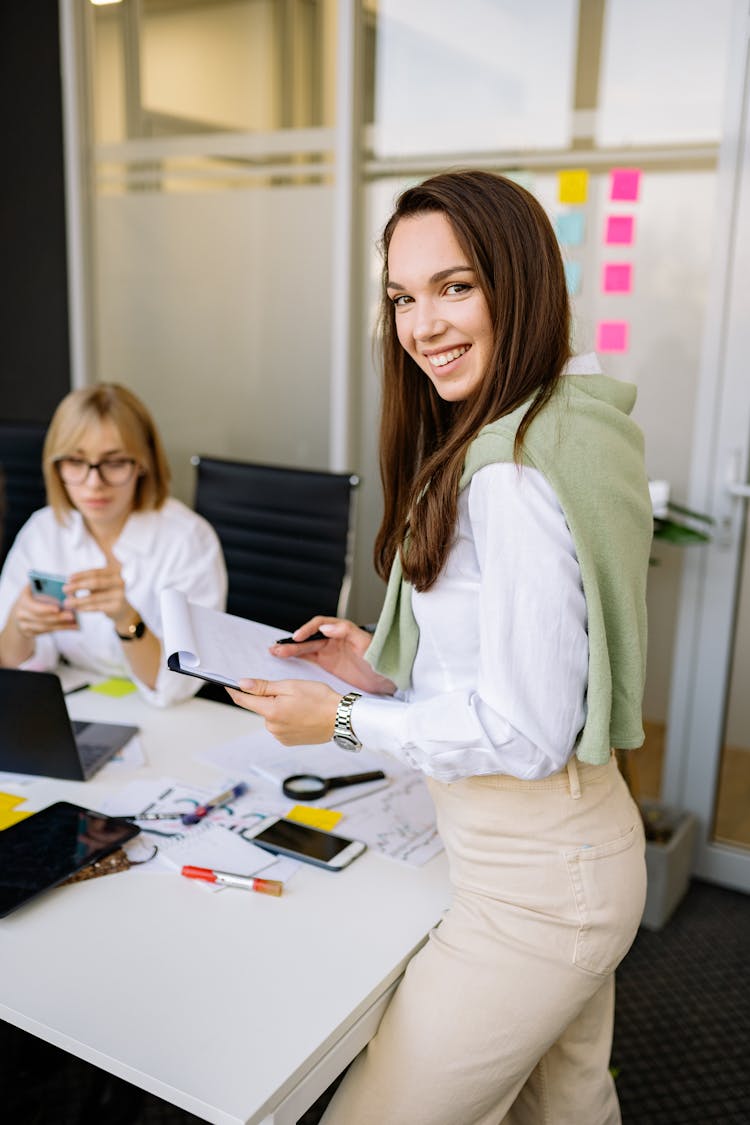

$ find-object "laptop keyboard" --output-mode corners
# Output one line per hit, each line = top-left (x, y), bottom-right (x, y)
(78, 742), (113, 770)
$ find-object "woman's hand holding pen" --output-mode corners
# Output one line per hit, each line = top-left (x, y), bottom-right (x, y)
(269, 617), (396, 696)
(226, 679), (342, 746)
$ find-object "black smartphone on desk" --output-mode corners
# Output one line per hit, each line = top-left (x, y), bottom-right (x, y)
(245, 816), (366, 871)
(0, 801), (140, 918)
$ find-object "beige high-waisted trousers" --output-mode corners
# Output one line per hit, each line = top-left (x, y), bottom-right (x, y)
(320, 754), (646, 1125)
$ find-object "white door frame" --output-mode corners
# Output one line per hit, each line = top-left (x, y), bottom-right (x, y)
(662, 2), (750, 891)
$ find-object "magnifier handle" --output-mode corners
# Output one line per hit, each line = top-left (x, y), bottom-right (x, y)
(328, 770), (386, 790)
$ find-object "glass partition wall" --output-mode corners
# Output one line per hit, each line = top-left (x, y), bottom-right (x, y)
(79, 0), (750, 882)
(88, 0), (337, 506)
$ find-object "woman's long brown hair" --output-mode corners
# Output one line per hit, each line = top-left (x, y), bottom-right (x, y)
(374, 170), (571, 591)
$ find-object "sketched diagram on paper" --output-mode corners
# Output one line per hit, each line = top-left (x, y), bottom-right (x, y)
(341, 771), (443, 866)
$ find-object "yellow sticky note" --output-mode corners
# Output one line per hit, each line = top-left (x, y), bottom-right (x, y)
(287, 805), (343, 831)
(558, 169), (588, 204)
(0, 792), (24, 810)
(90, 677), (137, 698)
(0, 809), (33, 830)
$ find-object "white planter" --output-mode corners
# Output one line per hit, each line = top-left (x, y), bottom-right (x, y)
(640, 801), (698, 931)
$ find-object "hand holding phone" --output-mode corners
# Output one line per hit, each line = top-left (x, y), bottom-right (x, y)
(28, 569), (67, 605)
(244, 816), (366, 871)
(15, 574), (78, 637)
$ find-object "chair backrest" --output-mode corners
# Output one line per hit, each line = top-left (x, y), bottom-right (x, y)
(0, 422), (48, 568)
(192, 455), (360, 632)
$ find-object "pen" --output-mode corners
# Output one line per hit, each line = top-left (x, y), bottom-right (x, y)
(64, 682), (91, 695)
(180, 781), (249, 825)
(181, 865), (283, 897)
(130, 811), (186, 821)
(276, 624), (376, 644)
(275, 630), (327, 644)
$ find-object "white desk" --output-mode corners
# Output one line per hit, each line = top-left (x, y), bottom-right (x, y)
(0, 690), (450, 1124)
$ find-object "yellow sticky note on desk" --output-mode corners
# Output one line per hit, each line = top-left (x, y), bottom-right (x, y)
(558, 169), (588, 204)
(287, 805), (343, 831)
(90, 677), (137, 698)
(0, 792), (24, 810)
(0, 809), (32, 830)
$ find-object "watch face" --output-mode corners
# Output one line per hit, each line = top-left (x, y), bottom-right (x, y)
(334, 733), (360, 752)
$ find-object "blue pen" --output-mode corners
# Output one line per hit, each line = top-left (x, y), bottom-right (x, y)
(181, 781), (249, 826)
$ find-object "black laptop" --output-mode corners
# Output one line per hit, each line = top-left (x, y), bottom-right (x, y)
(0, 669), (139, 781)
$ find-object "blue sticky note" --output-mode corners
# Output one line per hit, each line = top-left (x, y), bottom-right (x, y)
(564, 260), (582, 296)
(555, 211), (585, 247)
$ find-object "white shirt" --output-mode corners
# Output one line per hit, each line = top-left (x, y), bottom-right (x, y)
(353, 462), (590, 783)
(0, 499), (227, 706)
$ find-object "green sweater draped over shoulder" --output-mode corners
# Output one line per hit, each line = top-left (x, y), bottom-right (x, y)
(365, 373), (653, 765)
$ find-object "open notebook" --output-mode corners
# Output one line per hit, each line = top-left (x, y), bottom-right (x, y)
(160, 588), (358, 694)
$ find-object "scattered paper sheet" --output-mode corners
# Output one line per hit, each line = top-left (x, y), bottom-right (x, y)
(99, 777), (301, 882)
(335, 771), (443, 866)
(197, 729), (393, 808)
(158, 823), (279, 876)
(196, 732), (444, 865)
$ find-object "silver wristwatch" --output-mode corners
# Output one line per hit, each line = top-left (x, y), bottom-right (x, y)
(333, 691), (362, 752)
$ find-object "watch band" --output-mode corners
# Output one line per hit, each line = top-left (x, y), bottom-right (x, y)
(116, 618), (146, 642)
(333, 691), (362, 752)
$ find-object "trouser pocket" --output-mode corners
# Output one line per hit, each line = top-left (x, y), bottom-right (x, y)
(565, 819), (646, 975)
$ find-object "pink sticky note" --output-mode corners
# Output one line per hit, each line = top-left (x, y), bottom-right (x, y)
(602, 263), (633, 294)
(597, 321), (629, 353)
(610, 168), (641, 202)
(605, 215), (635, 245)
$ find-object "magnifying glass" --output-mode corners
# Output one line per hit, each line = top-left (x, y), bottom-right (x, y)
(282, 770), (386, 801)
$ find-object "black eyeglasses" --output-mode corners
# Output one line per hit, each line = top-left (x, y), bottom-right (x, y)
(55, 457), (139, 487)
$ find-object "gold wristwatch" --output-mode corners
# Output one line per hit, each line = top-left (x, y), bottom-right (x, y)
(116, 617), (146, 642)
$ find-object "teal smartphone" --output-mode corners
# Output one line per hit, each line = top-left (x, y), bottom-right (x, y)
(28, 569), (67, 605)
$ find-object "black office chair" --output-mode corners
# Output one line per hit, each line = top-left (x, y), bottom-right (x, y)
(0, 422), (48, 567)
(191, 455), (360, 632)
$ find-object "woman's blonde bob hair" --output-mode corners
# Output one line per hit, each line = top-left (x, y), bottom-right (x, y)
(43, 383), (171, 521)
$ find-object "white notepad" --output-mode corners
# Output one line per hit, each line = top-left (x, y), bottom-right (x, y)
(161, 588), (358, 693)
(159, 823), (276, 875)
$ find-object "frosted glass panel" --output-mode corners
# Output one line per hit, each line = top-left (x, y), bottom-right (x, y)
(371, 0), (578, 156)
(92, 0), (330, 142)
(142, 0), (279, 131)
(597, 0), (735, 146)
(95, 186), (333, 505)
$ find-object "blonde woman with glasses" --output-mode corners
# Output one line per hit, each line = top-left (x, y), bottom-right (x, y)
(0, 384), (226, 705)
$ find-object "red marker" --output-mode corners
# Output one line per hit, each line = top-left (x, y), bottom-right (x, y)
(181, 865), (283, 897)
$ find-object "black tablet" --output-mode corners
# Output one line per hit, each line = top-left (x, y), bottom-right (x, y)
(0, 801), (140, 918)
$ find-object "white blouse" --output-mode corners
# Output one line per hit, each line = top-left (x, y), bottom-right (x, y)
(353, 463), (589, 781)
(0, 499), (227, 706)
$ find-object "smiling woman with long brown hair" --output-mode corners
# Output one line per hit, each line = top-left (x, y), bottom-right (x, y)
(229, 170), (653, 1124)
